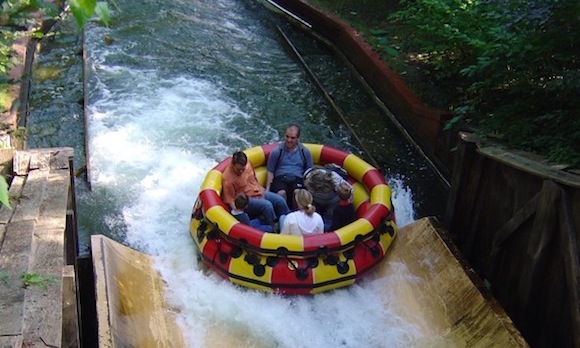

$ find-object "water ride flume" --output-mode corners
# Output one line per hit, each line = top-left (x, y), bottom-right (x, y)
(91, 144), (528, 346)
(190, 143), (396, 295)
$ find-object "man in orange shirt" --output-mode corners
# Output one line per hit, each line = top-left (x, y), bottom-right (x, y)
(222, 151), (290, 231)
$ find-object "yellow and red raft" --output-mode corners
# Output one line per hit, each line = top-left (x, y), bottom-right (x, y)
(190, 143), (397, 295)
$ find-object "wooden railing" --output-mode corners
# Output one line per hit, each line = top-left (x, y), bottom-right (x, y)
(445, 133), (580, 348)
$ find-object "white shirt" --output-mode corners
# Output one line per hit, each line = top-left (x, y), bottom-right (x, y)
(280, 210), (324, 236)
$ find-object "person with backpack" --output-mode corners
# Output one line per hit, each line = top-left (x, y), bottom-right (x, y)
(266, 123), (313, 210)
(303, 164), (352, 230)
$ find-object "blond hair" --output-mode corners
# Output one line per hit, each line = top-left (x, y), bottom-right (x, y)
(294, 189), (316, 215)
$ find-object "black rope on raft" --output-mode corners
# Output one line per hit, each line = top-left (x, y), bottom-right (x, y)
(276, 246), (289, 257)
(280, 256), (309, 281)
(244, 253), (267, 277)
(317, 245), (329, 258)
(320, 253), (350, 274)
(273, 247), (310, 280)
(360, 238), (381, 258)
(206, 223), (219, 241)
(231, 247), (243, 258)
(337, 261), (349, 274)
(377, 216), (395, 237)
(210, 235), (223, 264)
(266, 256), (279, 267)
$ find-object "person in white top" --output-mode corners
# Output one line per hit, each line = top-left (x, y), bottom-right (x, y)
(280, 189), (324, 236)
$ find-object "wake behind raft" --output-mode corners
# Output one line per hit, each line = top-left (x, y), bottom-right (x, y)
(189, 144), (397, 295)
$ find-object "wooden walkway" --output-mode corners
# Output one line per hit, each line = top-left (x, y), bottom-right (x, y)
(0, 148), (78, 348)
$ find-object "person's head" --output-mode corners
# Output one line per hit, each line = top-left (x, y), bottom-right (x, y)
(231, 151), (248, 176)
(337, 182), (352, 201)
(234, 193), (249, 210)
(284, 123), (301, 150)
(294, 189), (316, 216)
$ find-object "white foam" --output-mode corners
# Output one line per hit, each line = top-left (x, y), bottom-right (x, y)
(85, 20), (425, 348)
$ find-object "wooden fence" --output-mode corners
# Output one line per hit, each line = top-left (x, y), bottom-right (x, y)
(445, 132), (580, 348)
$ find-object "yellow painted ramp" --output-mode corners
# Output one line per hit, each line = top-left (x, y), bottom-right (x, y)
(91, 217), (527, 347)
(91, 235), (186, 347)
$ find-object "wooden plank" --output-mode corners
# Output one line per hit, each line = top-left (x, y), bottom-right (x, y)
(444, 132), (478, 230)
(518, 180), (561, 307)
(91, 235), (187, 348)
(0, 220), (35, 336)
(91, 236), (112, 348)
(0, 148), (73, 347)
(558, 190), (580, 347)
(0, 336), (23, 347)
(460, 152), (487, 257)
(62, 265), (80, 348)
(491, 191), (540, 256)
(379, 217), (528, 346)
(21, 224), (65, 347)
(35, 171), (70, 230)
(10, 169), (48, 223)
(14, 147), (73, 173)
(20, 156), (70, 347)
(479, 146), (580, 189)
(13, 151), (31, 176)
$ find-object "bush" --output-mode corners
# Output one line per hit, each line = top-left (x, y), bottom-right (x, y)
(311, 0), (580, 167)
(392, 0), (580, 167)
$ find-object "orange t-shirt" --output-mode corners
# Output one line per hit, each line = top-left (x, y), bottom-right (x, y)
(221, 162), (265, 205)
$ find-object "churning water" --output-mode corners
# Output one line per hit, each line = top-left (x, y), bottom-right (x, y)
(27, 0), (448, 346)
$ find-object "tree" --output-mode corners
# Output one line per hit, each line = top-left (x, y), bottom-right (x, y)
(389, 0), (580, 166)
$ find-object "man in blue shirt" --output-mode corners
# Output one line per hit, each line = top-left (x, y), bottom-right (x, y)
(266, 123), (313, 210)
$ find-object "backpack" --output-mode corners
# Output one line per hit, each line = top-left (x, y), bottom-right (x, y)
(304, 169), (335, 194)
(323, 163), (348, 180)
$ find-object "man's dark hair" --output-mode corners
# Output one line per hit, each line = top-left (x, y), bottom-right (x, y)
(232, 151), (248, 165)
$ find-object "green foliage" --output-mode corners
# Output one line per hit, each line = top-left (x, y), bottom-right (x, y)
(389, 0), (580, 166)
(21, 272), (58, 290)
(70, 0), (112, 27)
(0, 0), (58, 28)
(69, 0), (96, 28)
(0, 176), (11, 209)
(94, 2), (111, 26)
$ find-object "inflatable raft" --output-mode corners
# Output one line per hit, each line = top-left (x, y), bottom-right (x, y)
(190, 143), (397, 295)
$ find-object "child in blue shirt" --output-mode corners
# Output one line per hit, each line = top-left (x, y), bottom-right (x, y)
(232, 193), (274, 233)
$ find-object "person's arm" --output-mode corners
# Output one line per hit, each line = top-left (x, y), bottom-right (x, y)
(221, 177), (237, 210)
(265, 148), (279, 191)
(265, 171), (274, 191)
(304, 147), (314, 170)
(316, 214), (325, 234)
